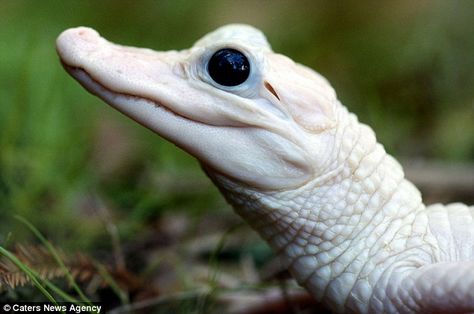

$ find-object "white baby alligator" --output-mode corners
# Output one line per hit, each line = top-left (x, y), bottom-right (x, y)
(56, 24), (474, 313)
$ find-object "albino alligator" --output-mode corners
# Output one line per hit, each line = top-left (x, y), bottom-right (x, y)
(56, 24), (474, 313)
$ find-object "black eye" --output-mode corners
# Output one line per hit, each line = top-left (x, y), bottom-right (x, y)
(207, 48), (250, 87)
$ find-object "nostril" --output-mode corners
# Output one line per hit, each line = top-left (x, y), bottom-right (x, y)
(56, 27), (103, 66)
(67, 27), (101, 44)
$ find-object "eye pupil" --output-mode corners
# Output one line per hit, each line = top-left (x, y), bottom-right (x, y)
(207, 49), (250, 86)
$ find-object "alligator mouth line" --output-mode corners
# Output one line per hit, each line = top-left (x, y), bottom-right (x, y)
(60, 61), (194, 123)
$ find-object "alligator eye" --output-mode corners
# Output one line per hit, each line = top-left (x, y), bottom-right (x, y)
(207, 48), (250, 87)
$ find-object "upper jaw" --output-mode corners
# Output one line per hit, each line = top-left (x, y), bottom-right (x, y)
(56, 27), (197, 121)
(56, 27), (281, 129)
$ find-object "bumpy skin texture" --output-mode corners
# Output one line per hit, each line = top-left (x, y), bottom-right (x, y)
(56, 25), (474, 313)
(212, 117), (474, 313)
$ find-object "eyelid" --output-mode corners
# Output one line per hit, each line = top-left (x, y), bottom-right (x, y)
(207, 48), (250, 87)
(196, 44), (262, 98)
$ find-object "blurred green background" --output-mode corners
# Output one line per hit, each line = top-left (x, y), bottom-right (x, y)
(1, 0), (473, 308)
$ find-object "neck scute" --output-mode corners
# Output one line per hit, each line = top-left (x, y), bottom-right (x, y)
(209, 108), (434, 311)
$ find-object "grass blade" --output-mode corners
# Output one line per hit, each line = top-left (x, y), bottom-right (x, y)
(0, 246), (58, 305)
(14, 215), (92, 305)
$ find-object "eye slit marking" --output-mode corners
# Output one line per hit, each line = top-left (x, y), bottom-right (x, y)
(264, 81), (280, 100)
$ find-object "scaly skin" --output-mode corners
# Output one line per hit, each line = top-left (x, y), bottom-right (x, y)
(56, 25), (474, 313)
